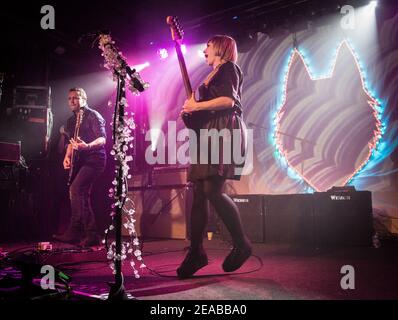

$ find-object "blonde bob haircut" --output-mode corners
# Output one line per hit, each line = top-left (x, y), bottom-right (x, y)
(208, 35), (238, 63)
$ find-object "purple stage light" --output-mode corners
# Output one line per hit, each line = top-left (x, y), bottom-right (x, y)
(158, 48), (168, 59)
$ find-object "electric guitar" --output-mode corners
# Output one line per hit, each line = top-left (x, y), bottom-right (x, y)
(67, 108), (84, 185)
(166, 16), (209, 129)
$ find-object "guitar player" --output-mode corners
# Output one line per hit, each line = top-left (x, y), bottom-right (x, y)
(176, 35), (252, 278)
(53, 87), (106, 247)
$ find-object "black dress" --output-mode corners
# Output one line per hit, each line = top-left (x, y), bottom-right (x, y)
(188, 61), (246, 182)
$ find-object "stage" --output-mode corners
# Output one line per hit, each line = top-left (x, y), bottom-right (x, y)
(1, 237), (397, 300)
(1, 0), (398, 305)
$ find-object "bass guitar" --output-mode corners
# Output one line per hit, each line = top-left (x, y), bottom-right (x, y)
(67, 108), (84, 185)
(166, 16), (209, 129)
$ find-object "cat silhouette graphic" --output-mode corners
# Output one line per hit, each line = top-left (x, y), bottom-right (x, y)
(275, 40), (381, 192)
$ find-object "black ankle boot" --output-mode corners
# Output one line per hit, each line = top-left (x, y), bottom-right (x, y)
(177, 247), (208, 279)
(222, 244), (252, 272)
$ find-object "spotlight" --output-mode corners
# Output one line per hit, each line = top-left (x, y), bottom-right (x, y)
(197, 49), (205, 58)
(132, 62), (150, 72)
(181, 44), (187, 54)
(158, 48), (168, 59)
(368, 1), (377, 9)
(149, 129), (161, 152)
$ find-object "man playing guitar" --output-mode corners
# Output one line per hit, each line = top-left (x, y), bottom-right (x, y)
(53, 87), (106, 247)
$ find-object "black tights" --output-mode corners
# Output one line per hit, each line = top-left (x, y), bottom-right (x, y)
(190, 176), (249, 252)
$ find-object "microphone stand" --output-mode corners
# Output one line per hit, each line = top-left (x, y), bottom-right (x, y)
(108, 73), (128, 300)
(250, 121), (318, 245)
(96, 33), (148, 301)
(248, 122), (316, 176)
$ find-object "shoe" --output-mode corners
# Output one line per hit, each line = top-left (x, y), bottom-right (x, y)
(52, 232), (80, 244)
(79, 235), (100, 247)
(222, 245), (252, 272)
(177, 247), (208, 279)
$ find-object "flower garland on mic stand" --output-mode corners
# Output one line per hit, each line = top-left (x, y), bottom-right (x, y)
(98, 33), (149, 300)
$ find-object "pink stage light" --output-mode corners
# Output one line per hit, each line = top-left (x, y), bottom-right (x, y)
(158, 48), (168, 59)
(132, 61), (150, 72)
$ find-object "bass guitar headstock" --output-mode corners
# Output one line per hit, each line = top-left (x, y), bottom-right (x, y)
(166, 16), (184, 44)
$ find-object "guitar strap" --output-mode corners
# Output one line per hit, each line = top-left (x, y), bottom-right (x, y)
(203, 62), (224, 87)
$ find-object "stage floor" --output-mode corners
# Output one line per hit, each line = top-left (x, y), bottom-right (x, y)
(1, 237), (398, 300)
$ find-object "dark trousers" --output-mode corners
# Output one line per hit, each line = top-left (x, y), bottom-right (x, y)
(68, 164), (104, 238)
(190, 176), (249, 251)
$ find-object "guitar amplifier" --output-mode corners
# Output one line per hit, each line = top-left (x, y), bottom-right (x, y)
(0, 141), (21, 163)
(128, 166), (189, 190)
(13, 86), (51, 109)
(264, 194), (314, 244)
(128, 172), (150, 188)
(219, 191), (374, 246)
(10, 86), (53, 159)
(313, 191), (373, 246)
(151, 166), (188, 187)
(125, 185), (192, 239)
(220, 194), (265, 243)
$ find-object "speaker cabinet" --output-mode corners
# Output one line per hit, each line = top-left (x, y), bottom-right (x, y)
(264, 194), (314, 244)
(126, 185), (192, 239)
(220, 194), (265, 243)
(125, 183), (374, 246)
(313, 191), (373, 246)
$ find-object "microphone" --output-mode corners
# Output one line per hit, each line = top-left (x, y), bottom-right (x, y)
(125, 66), (145, 92)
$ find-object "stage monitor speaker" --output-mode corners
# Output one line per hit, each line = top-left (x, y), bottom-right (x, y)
(125, 185), (192, 239)
(220, 194), (265, 243)
(313, 191), (373, 246)
(264, 194), (314, 244)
